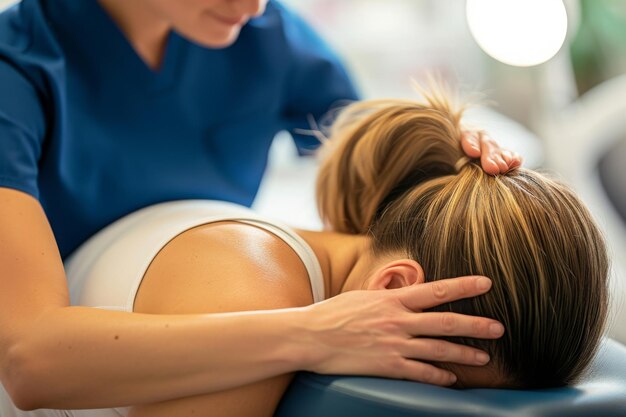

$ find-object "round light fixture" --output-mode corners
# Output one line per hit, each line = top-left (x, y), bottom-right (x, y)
(466, 0), (568, 67)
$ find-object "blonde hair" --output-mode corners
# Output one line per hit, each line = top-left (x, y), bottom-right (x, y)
(316, 91), (609, 388)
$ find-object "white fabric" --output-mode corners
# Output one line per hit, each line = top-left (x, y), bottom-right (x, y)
(0, 200), (325, 416)
(65, 199), (326, 310)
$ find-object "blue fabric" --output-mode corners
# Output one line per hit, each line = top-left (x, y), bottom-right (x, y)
(275, 338), (626, 417)
(0, 0), (358, 258)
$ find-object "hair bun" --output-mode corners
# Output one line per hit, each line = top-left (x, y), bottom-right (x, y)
(316, 92), (467, 234)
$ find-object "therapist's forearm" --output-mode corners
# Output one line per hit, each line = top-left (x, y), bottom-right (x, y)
(7, 306), (310, 410)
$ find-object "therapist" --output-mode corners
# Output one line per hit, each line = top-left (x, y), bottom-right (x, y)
(0, 0), (517, 410)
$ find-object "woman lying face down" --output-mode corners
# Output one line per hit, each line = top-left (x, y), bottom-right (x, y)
(128, 92), (608, 417)
(315, 92), (609, 388)
(44, 89), (608, 417)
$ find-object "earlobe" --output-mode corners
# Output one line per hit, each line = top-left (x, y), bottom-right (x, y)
(367, 259), (425, 290)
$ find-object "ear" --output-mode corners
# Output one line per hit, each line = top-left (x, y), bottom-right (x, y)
(365, 259), (425, 290)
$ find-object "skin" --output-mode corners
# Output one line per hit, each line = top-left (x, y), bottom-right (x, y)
(98, 0), (269, 68)
(0, 0), (518, 410)
(0, 187), (500, 410)
(127, 222), (505, 417)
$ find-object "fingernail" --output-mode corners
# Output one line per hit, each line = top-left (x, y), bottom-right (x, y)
(477, 277), (491, 291)
(449, 374), (457, 384)
(476, 352), (490, 364)
(490, 323), (505, 337)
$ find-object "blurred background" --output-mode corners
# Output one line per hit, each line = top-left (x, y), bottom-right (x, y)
(1, 0), (624, 342)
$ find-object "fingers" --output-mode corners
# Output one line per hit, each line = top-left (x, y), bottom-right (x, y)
(397, 275), (493, 311)
(396, 359), (458, 386)
(402, 338), (492, 366)
(479, 133), (507, 175)
(461, 129), (523, 175)
(501, 150), (523, 170)
(403, 312), (505, 339)
(502, 150), (513, 165)
(461, 131), (482, 159)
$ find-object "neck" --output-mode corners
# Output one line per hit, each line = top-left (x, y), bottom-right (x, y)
(98, 0), (171, 69)
(295, 229), (374, 298)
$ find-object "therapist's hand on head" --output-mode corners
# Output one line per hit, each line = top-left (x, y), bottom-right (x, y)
(302, 129), (515, 386)
(461, 130), (522, 175)
(302, 276), (503, 386)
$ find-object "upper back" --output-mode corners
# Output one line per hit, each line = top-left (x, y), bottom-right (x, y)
(65, 200), (326, 311)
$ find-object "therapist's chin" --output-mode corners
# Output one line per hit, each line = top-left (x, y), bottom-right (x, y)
(182, 26), (243, 49)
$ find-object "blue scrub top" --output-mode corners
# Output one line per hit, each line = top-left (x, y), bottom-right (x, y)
(0, 0), (358, 258)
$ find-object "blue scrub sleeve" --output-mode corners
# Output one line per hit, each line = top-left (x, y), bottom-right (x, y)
(279, 6), (359, 154)
(0, 59), (46, 199)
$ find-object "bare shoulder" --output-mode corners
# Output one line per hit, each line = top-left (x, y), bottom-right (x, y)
(130, 220), (312, 416)
(134, 221), (314, 315)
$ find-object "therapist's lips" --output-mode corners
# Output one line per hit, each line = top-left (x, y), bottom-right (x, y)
(208, 12), (248, 26)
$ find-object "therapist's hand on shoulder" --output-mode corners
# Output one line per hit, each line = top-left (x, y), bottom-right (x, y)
(302, 276), (503, 386)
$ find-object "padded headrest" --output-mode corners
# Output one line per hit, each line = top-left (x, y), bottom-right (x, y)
(275, 338), (626, 417)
